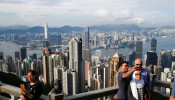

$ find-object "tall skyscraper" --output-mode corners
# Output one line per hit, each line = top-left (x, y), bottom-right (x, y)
(146, 51), (157, 66)
(43, 23), (50, 48)
(20, 47), (27, 62)
(135, 41), (143, 59)
(83, 27), (89, 49)
(42, 48), (51, 85)
(151, 38), (157, 52)
(69, 38), (85, 93)
(44, 23), (49, 40)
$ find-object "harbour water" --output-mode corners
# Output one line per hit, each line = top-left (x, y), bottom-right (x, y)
(91, 36), (175, 60)
(0, 36), (175, 60)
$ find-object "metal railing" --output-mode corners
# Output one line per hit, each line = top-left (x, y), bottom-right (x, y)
(0, 83), (49, 100)
(0, 74), (173, 100)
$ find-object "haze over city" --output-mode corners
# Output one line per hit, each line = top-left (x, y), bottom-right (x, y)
(0, 0), (175, 27)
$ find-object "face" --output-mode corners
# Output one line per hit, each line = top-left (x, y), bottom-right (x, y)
(135, 71), (141, 80)
(121, 63), (128, 72)
(27, 72), (36, 83)
(135, 59), (142, 68)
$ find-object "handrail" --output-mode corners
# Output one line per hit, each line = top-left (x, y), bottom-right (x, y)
(152, 79), (173, 89)
(0, 78), (173, 100)
(0, 83), (49, 100)
(64, 86), (118, 100)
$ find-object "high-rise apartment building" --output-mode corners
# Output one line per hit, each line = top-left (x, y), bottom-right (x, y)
(69, 38), (85, 93)
(63, 69), (77, 96)
(109, 52), (122, 87)
(42, 48), (51, 85)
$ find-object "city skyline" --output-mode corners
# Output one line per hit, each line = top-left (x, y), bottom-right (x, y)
(0, 0), (175, 27)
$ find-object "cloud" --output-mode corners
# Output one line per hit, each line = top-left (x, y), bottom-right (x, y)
(132, 17), (144, 24)
(0, 0), (175, 27)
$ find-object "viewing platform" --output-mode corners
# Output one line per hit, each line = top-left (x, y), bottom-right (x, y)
(0, 74), (173, 100)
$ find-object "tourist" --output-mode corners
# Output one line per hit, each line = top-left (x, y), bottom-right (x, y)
(134, 59), (152, 90)
(20, 70), (43, 100)
(116, 61), (137, 100)
(127, 71), (150, 100)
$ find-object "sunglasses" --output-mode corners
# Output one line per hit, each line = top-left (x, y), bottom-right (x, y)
(136, 64), (142, 66)
(135, 74), (141, 76)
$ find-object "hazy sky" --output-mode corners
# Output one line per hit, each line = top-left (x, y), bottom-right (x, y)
(0, 0), (175, 27)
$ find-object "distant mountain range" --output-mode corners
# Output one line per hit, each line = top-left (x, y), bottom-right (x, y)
(0, 24), (174, 34)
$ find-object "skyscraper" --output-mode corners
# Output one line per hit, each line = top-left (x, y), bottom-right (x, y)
(146, 51), (157, 66)
(15, 51), (20, 60)
(63, 69), (77, 96)
(43, 23), (50, 48)
(83, 27), (89, 49)
(44, 23), (49, 40)
(151, 38), (157, 52)
(109, 52), (123, 87)
(69, 38), (85, 93)
(42, 48), (51, 85)
(135, 41), (143, 59)
(20, 47), (27, 62)
(129, 50), (136, 67)
(166, 50), (172, 68)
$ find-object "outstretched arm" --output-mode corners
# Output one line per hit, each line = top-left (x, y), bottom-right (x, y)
(122, 66), (137, 78)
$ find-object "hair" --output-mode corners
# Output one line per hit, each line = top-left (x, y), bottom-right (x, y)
(119, 61), (128, 67)
(28, 70), (38, 80)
